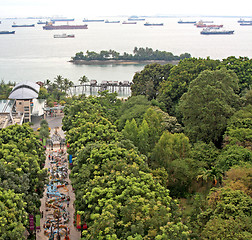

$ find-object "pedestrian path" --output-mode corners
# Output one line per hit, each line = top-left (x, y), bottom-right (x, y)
(37, 128), (81, 240)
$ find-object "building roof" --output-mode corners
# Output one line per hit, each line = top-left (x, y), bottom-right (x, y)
(8, 81), (40, 100)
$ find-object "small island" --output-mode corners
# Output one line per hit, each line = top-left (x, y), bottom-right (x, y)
(70, 47), (191, 65)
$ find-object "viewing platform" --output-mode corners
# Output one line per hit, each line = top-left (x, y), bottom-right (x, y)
(67, 80), (132, 97)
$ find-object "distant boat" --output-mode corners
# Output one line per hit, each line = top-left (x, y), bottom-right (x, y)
(83, 19), (104, 22)
(54, 33), (75, 38)
(37, 20), (48, 24)
(105, 20), (120, 23)
(50, 18), (75, 22)
(128, 16), (145, 21)
(196, 21), (223, 28)
(178, 19), (196, 24)
(199, 20), (214, 23)
(122, 21), (137, 24)
(0, 31), (15, 34)
(144, 22), (164, 26)
(200, 28), (234, 35)
(12, 24), (35, 27)
(237, 18), (252, 23)
(240, 22), (252, 26)
(43, 22), (88, 30)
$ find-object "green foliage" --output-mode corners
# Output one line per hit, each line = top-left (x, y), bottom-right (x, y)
(190, 141), (220, 168)
(224, 104), (252, 148)
(38, 86), (48, 99)
(72, 47), (191, 62)
(179, 68), (241, 146)
(117, 96), (151, 130)
(39, 119), (50, 140)
(0, 188), (27, 240)
(158, 57), (220, 114)
(63, 95), (189, 239)
(221, 56), (252, 93)
(197, 188), (252, 239)
(0, 80), (15, 100)
(151, 131), (190, 168)
(0, 124), (47, 238)
(131, 63), (173, 100)
(217, 145), (252, 171)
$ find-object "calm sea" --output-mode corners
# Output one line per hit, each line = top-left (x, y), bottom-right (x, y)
(0, 17), (251, 85)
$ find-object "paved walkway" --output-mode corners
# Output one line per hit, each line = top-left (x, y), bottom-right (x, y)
(37, 124), (81, 240)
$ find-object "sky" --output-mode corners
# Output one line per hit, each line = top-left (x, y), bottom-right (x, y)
(0, 0), (251, 18)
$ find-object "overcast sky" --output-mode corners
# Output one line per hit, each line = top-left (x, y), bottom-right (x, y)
(0, 0), (251, 18)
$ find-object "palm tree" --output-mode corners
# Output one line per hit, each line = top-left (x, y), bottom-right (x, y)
(54, 75), (64, 91)
(78, 75), (89, 95)
(197, 167), (224, 188)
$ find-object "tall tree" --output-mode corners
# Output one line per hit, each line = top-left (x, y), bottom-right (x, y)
(179, 68), (241, 147)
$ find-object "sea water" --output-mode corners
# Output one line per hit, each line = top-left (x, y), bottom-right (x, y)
(0, 17), (251, 85)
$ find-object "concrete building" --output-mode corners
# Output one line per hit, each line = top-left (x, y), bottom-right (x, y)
(0, 81), (45, 128)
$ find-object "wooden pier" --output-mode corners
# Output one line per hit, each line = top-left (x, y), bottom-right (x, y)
(67, 80), (132, 97)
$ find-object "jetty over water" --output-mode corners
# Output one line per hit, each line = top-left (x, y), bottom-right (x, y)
(67, 80), (132, 97)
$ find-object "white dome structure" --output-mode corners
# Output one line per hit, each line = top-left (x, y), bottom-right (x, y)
(9, 81), (40, 99)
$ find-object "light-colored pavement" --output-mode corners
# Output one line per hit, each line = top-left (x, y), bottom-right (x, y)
(36, 117), (81, 240)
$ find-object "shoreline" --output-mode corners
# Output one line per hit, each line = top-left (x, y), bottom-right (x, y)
(69, 59), (180, 65)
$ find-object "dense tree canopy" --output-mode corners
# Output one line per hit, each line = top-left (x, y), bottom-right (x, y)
(179, 68), (241, 146)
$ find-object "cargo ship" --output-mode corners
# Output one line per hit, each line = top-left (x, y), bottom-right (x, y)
(128, 16), (145, 21)
(240, 22), (252, 26)
(237, 18), (252, 23)
(122, 21), (137, 24)
(43, 23), (88, 30)
(105, 20), (120, 23)
(83, 19), (104, 22)
(12, 24), (35, 27)
(144, 22), (164, 26)
(196, 23), (223, 28)
(0, 31), (15, 34)
(178, 19), (196, 24)
(200, 28), (234, 35)
(50, 18), (75, 22)
(54, 33), (75, 38)
(37, 20), (49, 24)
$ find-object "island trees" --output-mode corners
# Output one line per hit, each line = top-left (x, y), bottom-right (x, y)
(179, 68), (241, 147)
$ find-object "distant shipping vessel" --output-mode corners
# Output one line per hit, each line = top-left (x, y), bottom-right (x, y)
(128, 17), (145, 21)
(240, 23), (252, 26)
(37, 20), (48, 24)
(43, 23), (88, 30)
(178, 19), (196, 24)
(83, 19), (104, 22)
(144, 22), (164, 26)
(105, 20), (120, 23)
(50, 18), (75, 22)
(54, 33), (75, 38)
(12, 24), (35, 27)
(122, 21), (137, 24)
(237, 18), (252, 23)
(200, 28), (234, 35)
(196, 23), (223, 28)
(0, 31), (15, 34)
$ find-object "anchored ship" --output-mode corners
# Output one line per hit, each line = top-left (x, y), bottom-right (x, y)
(0, 31), (15, 34)
(83, 19), (104, 22)
(12, 24), (35, 27)
(50, 18), (75, 22)
(200, 28), (234, 35)
(43, 23), (88, 30)
(54, 33), (75, 38)
(144, 22), (164, 26)
(178, 19), (196, 24)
